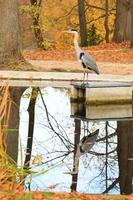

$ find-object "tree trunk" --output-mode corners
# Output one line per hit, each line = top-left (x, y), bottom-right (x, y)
(5, 87), (25, 163)
(117, 121), (133, 194)
(0, 0), (22, 65)
(77, 0), (87, 47)
(130, 0), (133, 47)
(104, 0), (110, 43)
(0, 0), (34, 70)
(113, 0), (131, 43)
(18, 0), (36, 49)
(71, 119), (81, 192)
(24, 87), (38, 168)
(30, 0), (45, 49)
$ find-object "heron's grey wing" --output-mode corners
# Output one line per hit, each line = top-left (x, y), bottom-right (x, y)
(80, 129), (99, 153)
(81, 52), (99, 74)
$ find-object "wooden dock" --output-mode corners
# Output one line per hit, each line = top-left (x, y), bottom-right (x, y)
(1, 70), (133, 87)
(71, 81), (133, 103)
(1, 71), (133, 137)
(1, 70), (133, 104)
(71, 81), (133, 88)
(70, 81), (133, 121)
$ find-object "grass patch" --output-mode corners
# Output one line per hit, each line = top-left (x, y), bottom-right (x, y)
(14, 193), (33, 200)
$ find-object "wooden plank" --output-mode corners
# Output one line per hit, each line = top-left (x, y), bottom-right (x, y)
(70, 115), (133, 122)
(0, 71), (133, 87)
(72, 81), (133, 88)
(0, 71), (133, 82)
(0, 79), (72, 88)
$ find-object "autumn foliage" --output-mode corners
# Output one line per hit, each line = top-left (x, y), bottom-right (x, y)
(24, 42), (133, 64)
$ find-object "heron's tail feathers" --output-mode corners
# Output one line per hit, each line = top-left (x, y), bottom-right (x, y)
(89, 62), (100, 75)
(93, 64), (100, 75)
(94, 68), (100, 75)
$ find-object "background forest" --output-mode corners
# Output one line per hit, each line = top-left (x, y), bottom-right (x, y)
(19, 0), (133, 50)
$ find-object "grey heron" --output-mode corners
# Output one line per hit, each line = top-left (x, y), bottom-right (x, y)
(80, 129), (99, 154)
(63, 29), (100, 83)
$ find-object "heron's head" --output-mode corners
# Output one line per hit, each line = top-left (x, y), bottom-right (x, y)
(63, 29), (78, 35)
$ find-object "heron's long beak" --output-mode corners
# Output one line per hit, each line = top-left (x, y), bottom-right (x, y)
(62, 30), (72, 34)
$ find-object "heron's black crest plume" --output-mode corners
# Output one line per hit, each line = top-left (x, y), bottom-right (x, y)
(71, 29), (77, 32)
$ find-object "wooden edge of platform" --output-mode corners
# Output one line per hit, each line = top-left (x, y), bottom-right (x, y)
(71, 81), (133, 88)
(70, 115), (133, 122)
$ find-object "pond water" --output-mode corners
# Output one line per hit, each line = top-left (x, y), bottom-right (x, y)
(18, 87), (133, 194)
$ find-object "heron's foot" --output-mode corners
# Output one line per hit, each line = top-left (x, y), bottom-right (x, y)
(86, 82), (90, 86)
(81, 82), (86, 86)
(81, 82), (89, 87)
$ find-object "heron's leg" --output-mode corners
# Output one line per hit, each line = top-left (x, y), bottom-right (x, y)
(87, 121), (89, 135)
(83, 121), (85, 136)
(87, 71), (89, 84)
(84, 69), (86, 82)
(83, 69), (85, 83)
(84, 69), (87, 84)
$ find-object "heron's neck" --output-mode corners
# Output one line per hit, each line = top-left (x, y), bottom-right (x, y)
(73, 33), (81, 54)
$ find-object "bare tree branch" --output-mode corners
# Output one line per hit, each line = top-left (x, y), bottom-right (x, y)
(86, 12), (114, 25)
(41, 151), (72, 166)
(89, 148), (117, 156)
(85, 1), (105, 11)
(85, 0), (116, 12)
(96, 132), (117, 142)
(55, 4), (78, 22)
(38, 88), (71, 150)
(102, 177), (119, 193)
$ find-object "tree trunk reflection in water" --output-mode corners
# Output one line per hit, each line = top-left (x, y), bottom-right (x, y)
(5, 87), (25, 163)
(71, 119), (81, 192)
(24, 87), (39, 168)
(117, 121), (133, 194)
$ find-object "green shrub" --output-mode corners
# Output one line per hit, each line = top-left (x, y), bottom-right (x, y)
(87, 24), (103, 46)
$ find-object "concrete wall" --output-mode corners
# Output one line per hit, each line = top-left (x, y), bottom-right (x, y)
(86, 87), (133, 104)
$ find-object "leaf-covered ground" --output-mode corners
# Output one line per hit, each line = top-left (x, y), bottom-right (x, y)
(22, 42), (133, 75)
(0, 187), (133, 200)
(0, 179), (132, 200)
(1, 42), (133, 73)
(24, 42), (133, 64)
